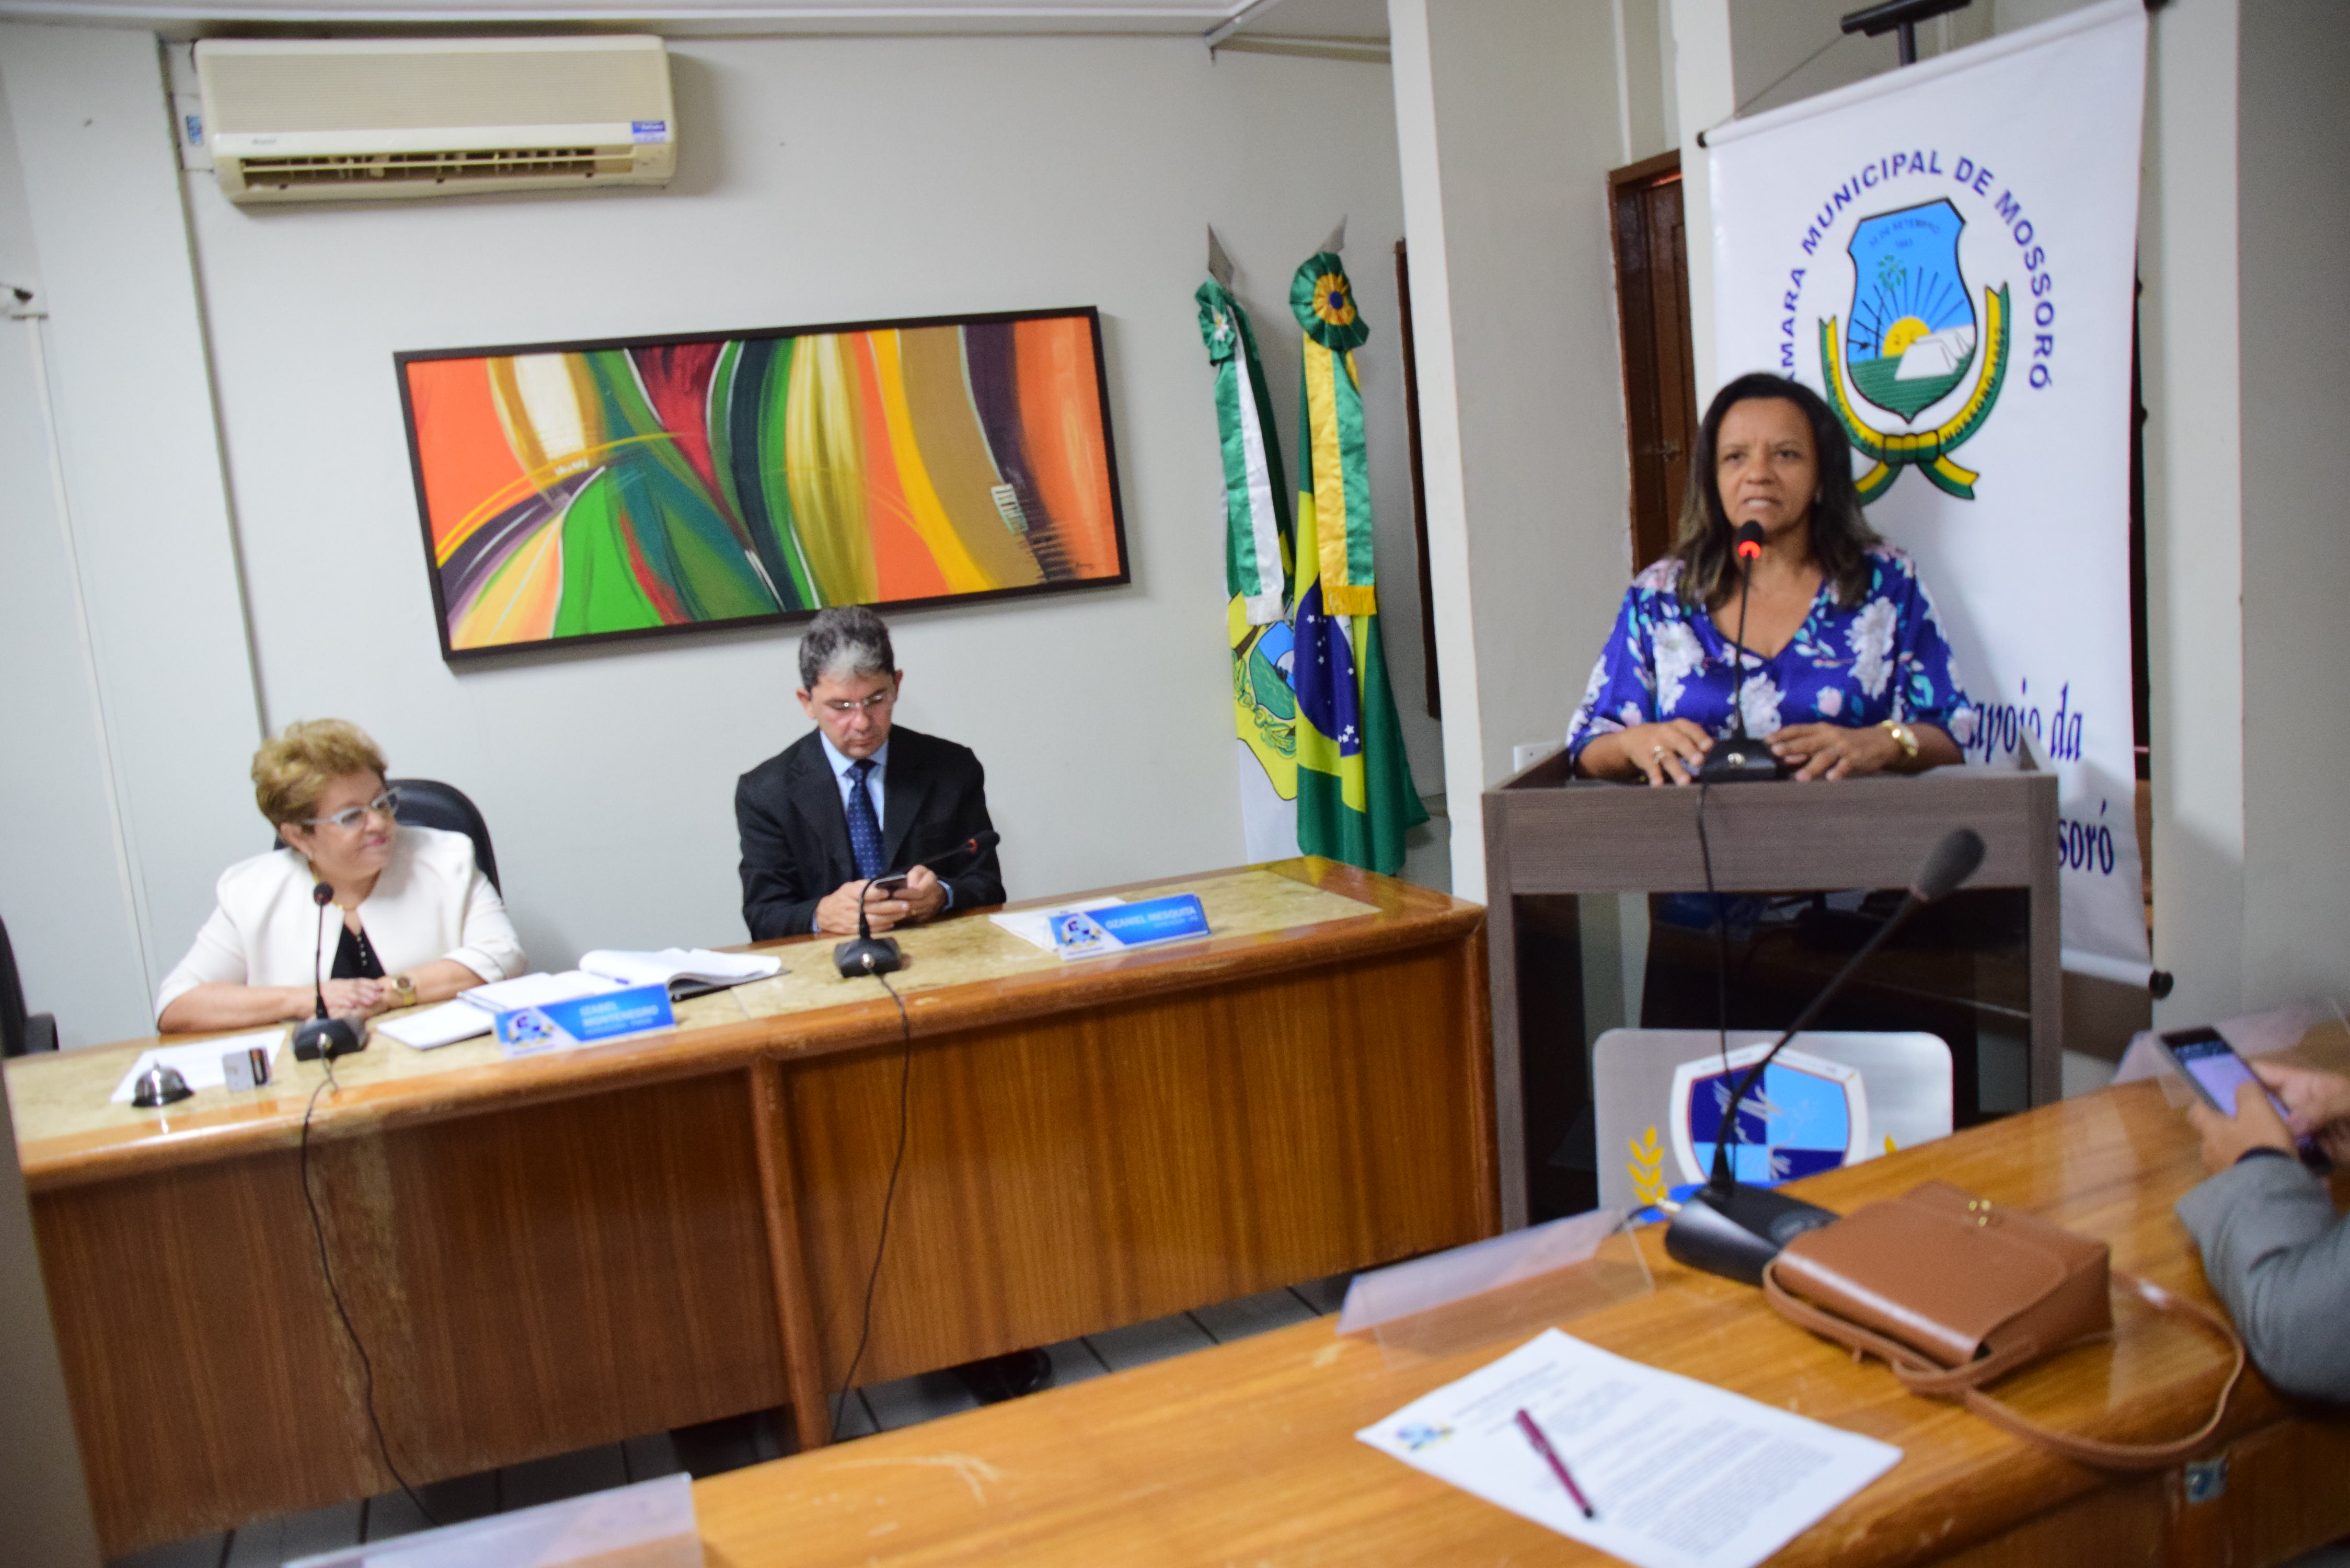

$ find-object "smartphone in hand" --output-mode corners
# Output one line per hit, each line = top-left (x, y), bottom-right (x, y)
(2157, 1027), (2327, 1168)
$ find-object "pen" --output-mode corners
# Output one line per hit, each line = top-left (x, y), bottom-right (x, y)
(1514, 1408), (1596, 1520)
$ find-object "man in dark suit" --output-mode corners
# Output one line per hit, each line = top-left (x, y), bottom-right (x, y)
(736, 607), (1005, 941)
(712, 607), (1043, 1428)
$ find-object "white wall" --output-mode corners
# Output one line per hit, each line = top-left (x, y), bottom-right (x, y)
(2236, 0), (2350, 1010)
(1388, 0), (1638, 906)
(2141, 0), (2244, 1025)
(163, 36), (1432, 971)
(1, 25), (263, 1044)
(0, 66), (157, 1049)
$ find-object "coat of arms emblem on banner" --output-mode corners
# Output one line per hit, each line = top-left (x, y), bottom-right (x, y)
(1819, 198), (2010, 501)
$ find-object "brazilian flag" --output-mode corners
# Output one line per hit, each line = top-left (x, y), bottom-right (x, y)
(1288, 253), (1426, 874)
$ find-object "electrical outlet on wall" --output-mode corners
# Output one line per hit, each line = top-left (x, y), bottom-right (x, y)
(1512, 740), (1563, 773)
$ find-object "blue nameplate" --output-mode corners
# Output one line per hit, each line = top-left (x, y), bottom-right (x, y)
(496, 983), (675, 1058)
(1052, 893), (1210, 960)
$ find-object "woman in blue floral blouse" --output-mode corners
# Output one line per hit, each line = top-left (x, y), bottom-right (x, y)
(1568, 373), (1977, 785)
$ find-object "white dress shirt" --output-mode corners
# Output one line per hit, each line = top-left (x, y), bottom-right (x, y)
(155, 825), (525, 1023)
(817, 732), (890, 830)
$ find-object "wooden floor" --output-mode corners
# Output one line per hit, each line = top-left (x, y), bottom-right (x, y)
(105, 1276), (1354, 1568)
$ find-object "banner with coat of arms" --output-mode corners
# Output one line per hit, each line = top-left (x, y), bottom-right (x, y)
(1708, 0), (2150, 968)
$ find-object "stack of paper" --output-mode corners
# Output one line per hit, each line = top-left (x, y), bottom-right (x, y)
(578, 948), (784, 996)
(1357, 1328), (1900, 1568)
(377, 972), (624, 1051)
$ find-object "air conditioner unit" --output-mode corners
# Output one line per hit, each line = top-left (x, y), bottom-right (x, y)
(194, 36), (675, 205)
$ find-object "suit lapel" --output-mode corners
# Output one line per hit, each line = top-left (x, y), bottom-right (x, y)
(789, 738), (857, 882)
(881, 741), (926, 871)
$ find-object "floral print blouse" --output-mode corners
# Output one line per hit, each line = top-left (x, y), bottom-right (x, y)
(1565, 546), (1977, 766)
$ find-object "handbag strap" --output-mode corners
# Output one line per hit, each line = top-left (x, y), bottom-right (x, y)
(1763, 1262), (2247, 1471)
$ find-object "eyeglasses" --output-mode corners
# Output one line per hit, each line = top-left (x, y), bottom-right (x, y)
(300, 788), (401, 833)
(819, 689), (895, 716)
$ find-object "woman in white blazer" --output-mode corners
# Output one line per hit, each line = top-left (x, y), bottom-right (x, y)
(155, 720), (524, 1032)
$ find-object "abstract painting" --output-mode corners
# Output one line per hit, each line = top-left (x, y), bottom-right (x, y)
(397, 308), (1127, 659)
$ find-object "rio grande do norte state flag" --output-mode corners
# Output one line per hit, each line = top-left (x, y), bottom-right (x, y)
(1206, 253), (1424, 874)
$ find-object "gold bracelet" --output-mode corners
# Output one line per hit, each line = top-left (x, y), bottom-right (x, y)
(1880, 719), (1919, 762)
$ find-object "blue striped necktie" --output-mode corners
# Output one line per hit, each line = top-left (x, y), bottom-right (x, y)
(845, 758), (885, 881)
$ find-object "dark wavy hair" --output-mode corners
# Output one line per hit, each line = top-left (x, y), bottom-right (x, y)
(1669, 372), (1881, 611)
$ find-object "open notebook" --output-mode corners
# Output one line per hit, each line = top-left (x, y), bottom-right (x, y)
(376, 950), (784, 1050)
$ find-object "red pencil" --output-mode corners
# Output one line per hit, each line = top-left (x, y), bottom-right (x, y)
(1514, 1408), (1597, 1519)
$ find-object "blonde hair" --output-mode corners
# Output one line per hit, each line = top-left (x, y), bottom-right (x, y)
(252, 720), (388, 828)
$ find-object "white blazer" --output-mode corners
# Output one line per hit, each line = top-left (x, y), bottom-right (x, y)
(155, 826), (525, 1023)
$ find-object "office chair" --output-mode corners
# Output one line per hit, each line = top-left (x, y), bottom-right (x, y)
(272, 777), (502, 894)
(386, 778), (501, 894)
(1, 913), (60, 1057)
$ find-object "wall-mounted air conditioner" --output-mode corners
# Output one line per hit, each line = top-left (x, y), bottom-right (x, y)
(194, 36), (675, 205)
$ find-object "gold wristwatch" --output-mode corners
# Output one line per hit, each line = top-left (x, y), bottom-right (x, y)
(1880, 719), (1919, 764)
(385, 973), (419, 1009)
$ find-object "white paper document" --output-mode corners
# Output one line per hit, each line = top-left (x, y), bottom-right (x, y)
(989, 896), (1126, 952)
(375, 1000), (496, 1050)
(1356, 1329), (1900, 1568)
(111, 1030), (284, 1102)
(458, 970), (624, 1013)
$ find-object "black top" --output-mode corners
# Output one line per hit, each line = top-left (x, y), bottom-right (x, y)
(734, 725), (1005, 941)
(330, 922), (385, 981)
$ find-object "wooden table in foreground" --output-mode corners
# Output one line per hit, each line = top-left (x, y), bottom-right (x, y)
(5, 860), (1493, 1559)
(694, 1079), (2350, 1568)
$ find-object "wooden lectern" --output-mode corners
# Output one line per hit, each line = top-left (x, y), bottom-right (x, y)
(1482, 758), (2059, 1229)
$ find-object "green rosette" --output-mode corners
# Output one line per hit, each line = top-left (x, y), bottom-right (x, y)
(1290, 253), (1370, 352)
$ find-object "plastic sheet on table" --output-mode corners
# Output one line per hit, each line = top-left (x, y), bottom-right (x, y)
(2116, 998), (2350, 1111)
(1335, 1207), (1652, 1368)
(285, 1473), (697, 1568)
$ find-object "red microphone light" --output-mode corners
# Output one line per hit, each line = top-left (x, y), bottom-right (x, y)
(1735, 538), (1762, 560)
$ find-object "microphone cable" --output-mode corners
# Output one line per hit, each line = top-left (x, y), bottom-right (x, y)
(830, 967), (914, 1442)
(299, 1055), (443, 1528)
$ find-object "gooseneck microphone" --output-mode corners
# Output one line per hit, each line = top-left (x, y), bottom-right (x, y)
(1699, 522), (1782, 782)
(1663, 827), (1986, 1284)
(832, 831), (1004, 978)
(292, 881), (364, 1062)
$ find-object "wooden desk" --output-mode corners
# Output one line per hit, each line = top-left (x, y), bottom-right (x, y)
(693, 1079), (2350, 1567)
(5, 860), (1494, 1559)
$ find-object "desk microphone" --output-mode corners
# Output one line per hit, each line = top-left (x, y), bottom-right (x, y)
(292, 881), (363, 1062)
(926, 828), (1000, 872)
(1699, 522), (1783, 783)
(833, 830), (1006, 978)
(1663, 827), (1986, 1283)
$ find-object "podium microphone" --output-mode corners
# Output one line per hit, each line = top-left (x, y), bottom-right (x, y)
(1699, 522), (1782, 782)
(833, 831), (1002, 978)
(1663, 827), (1986, 1283)
(292, 881), (363, 1062)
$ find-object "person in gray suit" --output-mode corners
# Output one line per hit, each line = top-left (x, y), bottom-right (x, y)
(2176, 1057), (2350, 1402)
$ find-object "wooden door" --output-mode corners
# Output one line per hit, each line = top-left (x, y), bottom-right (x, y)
(1610, 152), (1699, 574)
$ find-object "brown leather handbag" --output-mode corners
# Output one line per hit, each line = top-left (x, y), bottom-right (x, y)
(1760, 1181), (2245, 1469)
